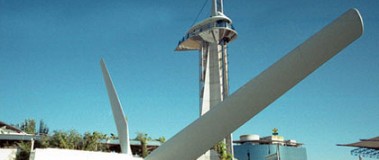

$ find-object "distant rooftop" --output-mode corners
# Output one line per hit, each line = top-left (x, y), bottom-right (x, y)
(0, 121), (25, 134)
(338, 136), (379, 149)
(100, 139), (161, 147)
(233, 134), (303, 147)
(337, 136), (379, 159)
(0, 121), (38, 142)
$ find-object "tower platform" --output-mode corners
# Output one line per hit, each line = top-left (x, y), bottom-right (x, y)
(176, 14), (237, 51)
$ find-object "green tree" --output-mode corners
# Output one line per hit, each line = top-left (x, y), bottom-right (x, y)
(135, 132), (151, 158)
(49, 130), (69, 149)
(15, 141), (31, 160)
(156, 136), (166, 144)
(16, 119), (36, 160)
(82, 131), (108, 151)
(20, 119), (36, 134)
(110, 133), (118, 140)
(67, 130), (84, 149)
(50, 130), (82, 149)
(36, 134), (50, 148)
(34, 120), (50, 148)
(38, 120), (49, 135)
(214, 141), (233, 160)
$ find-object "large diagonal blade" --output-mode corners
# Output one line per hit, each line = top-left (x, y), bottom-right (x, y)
(146, 8), (363, 160)
(100, 59), (132, 155)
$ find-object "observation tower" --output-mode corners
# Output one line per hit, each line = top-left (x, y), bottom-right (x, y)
(175, 0), (237, 159)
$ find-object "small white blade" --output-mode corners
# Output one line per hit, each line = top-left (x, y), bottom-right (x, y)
(100, 59), (132, 155)
(146, 8), (363, 160)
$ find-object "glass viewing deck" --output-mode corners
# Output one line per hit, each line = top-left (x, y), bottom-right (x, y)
(175, 15), (238, 51)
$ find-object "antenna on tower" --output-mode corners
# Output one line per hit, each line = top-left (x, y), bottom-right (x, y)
(211, 0), (223, 16)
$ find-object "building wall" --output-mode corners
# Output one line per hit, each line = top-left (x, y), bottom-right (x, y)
(30, 148), (143, 160)
(234, 143), (307, 160)
(0, 148), (17, 160)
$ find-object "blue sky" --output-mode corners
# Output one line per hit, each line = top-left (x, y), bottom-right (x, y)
(1, 0), (378, 159)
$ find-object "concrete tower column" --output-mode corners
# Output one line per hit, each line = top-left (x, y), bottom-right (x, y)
(175, 0), (238, 159)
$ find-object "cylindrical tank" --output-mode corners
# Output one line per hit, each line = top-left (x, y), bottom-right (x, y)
(240, 134), (260, 142)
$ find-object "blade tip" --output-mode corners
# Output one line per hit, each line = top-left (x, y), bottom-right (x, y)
(350, 8), (364, 35)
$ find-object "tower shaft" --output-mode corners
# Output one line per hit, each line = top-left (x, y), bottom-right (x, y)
(200, 42), (225, 116)
(176, 0), (237, 159)
(199, 40), (233, 159)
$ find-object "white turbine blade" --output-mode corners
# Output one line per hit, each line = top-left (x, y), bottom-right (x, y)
(146, 8), (363, 160)
(100, 59), (132, 155)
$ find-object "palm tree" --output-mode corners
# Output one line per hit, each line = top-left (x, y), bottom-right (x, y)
(15, 119), (36, 160)
(82, 131), (108, 151)
(135, 132), (151, 157)
(38, 120), (49, 135)
(156, 136), (166, 144)
(49, 130), (82, 149)
(16, 141), (31, 160)
(20, 119), (36, 134)
(214, 141), (233, 160)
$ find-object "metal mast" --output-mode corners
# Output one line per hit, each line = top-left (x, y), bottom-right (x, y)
(175, 0), (237, 159)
